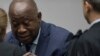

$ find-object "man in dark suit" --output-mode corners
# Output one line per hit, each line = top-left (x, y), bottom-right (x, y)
(5, 0), (73, 56)
(0, 8), (24, 56)
(66, 0), (100, 56)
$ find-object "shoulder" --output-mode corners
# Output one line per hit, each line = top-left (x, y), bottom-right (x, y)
(42, 21), (73, 37)
(42, 21), (73, 46)
(4, 31), (13, 42)
(67, 28), (100, 56)
(4, 31), (19, 45)
(5, 31), (13, 39)
(79, 29), (100, 44)
(0, 42), (25, 56)
(68, 34), (100, 56)
(72, 31), (97, 52)
(50, 24), (73, 41)
(0, 42), (18, 50)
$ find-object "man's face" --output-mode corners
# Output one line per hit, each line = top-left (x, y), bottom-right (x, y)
(10, 11), (41, 44)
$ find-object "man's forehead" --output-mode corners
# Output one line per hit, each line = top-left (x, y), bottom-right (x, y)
(14, 2), (28, 13)
(10, 3), (37, 16)
(12, 2), (32, 16)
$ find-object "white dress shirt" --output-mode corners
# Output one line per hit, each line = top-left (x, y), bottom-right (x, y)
(89, 19), (100, 28)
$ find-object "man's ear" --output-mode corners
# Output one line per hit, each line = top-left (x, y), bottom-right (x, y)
(38, 12), (42, 20)
(84, 1), (92, 13)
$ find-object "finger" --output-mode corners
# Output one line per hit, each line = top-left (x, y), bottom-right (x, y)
(23, 52), (32, 56)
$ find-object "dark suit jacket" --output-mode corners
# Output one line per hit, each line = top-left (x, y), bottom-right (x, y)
(5, 21), (73, 56)
(0, 42), (24, 56)
(66, 22), (100, 56)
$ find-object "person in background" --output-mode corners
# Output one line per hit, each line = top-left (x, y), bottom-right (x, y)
(5, 0), (73, 56)
(66, 0), (100, 56)
(0, 8), (24, 56)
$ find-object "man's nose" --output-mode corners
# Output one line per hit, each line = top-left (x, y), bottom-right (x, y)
(18, 25), (27, 33)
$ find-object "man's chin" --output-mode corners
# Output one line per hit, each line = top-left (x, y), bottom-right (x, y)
(18, 37), (33, 44)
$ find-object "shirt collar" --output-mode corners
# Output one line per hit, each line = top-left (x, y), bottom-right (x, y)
(89, 19), (100, 28)
(33, 28), (41, 45)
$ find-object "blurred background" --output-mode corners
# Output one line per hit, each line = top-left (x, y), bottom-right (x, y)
(0, 0), (89, 34)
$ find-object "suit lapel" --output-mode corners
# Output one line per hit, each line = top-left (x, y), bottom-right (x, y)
(35, 21), (50, 56)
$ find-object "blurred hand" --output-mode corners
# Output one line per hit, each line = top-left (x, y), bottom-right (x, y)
(23, 52), (36, 56)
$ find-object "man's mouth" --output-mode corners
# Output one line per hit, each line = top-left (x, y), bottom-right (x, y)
(18, 36), (32, 44)
(16, 33), (30, 40)
(19, 35), (29, 38)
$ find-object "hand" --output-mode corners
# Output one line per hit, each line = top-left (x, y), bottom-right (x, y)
(23, 52), (36, 56)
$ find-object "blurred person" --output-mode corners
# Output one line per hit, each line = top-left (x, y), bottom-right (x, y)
(5, 0), (73, 56)
(65, 0), (100, 56)
(0, 8), (24, 56)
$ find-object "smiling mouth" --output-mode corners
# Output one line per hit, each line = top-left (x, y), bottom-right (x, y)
(19, 35), (29, 38)
(16, 33), (30, 40)
(17, 33), (30, 38)
(18, 36), (32, 44)
(19, 35), (31, 41)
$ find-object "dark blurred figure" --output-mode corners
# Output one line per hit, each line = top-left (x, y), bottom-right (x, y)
(0, 8), (24, 56)
(65, 0), (100, 56)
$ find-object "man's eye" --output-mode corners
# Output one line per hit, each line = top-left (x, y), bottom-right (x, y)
(13, 22), (17, 24)
(25, 20), (29, 24)
(24, 20), (30, 26)
(12, 22), (18, 27)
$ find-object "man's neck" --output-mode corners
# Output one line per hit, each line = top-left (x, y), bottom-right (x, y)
(89, 12), (100, 24)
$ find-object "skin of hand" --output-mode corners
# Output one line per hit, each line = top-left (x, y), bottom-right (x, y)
(23, 52), (36, 56)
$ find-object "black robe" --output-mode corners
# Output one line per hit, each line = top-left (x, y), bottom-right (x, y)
(66, 22), (100, 56)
